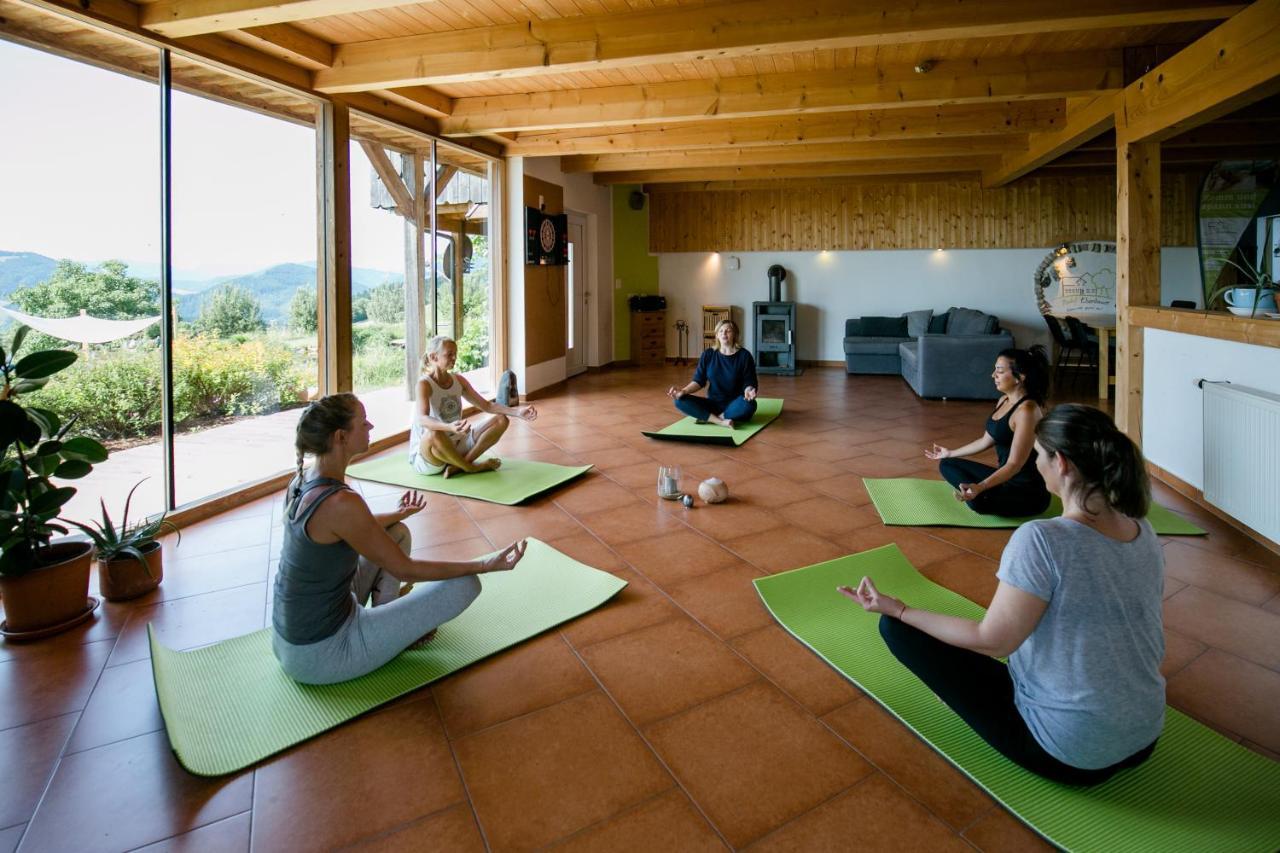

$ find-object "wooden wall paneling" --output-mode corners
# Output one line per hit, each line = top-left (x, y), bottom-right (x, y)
(646, 175), (1197, 253)
(521, 175), (566, 367)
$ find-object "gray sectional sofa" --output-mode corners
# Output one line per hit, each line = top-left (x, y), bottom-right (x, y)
(843, 307), (1013, 400)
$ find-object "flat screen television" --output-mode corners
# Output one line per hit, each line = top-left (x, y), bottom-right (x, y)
(525, 207), (569, 266)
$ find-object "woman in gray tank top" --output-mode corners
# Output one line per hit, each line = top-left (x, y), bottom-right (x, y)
(272, 393), (527, 685)
(843, 405), (1165, 785)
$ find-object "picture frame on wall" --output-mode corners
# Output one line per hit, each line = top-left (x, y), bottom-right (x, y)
(525, 207), (569, 266)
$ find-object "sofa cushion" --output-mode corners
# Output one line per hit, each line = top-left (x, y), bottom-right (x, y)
(903, 309), (933, 338)
(928, 313), (949, 334)
(859, 316), (909, 337)
(946, 307), (995, 335)
(844, 337), (910, 356)
(898, 340), (919, 375)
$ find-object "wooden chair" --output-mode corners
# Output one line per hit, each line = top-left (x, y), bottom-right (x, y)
(1043, 314), (1085, 388)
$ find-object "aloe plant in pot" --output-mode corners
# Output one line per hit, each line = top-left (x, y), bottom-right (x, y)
(69, 480), (179, 602)
(0, 325), (109, 639)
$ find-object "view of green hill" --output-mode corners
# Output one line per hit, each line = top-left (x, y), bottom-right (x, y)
(0, 251), (400, 324)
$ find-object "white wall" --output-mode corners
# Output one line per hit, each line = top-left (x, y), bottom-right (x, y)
(657, 247), (1203, 361)
(1143, 329), (1280, 489)
(504, 158), (527, 385)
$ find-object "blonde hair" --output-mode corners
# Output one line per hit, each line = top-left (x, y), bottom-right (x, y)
(714, 318), (741, 351)
(419, 335), (455, 374)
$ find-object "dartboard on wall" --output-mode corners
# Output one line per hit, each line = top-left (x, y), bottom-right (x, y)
(524, 207), (569, 266)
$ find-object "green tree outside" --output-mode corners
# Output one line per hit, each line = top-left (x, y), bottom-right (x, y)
(364, 281), (405, 324)
(196, 284), (266, 337)
(288, 286), (317, 333)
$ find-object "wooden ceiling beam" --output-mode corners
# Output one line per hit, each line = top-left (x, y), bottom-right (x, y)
(1047, 143), (1280, 167)
(443, 53), (1121, 135)
(1119, 0), (1280, 143)
(359, 140), (415, 219)
(594, 157), (994, 185)
(983, 92), (1118, 186)
(643, 173), (978, 193)
(562, 136), (1028, 173)
(505, 102), (1064, 157)
(372, 86), (453, 119)
(312, 0), (1240, 93)
(141, 0), (434, 39)
(229, 24), (333, 70)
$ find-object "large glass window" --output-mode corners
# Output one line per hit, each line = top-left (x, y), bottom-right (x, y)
(0, 38), (166, 522)
(436, 141), (495, 396)
(168, 55), (318, 507)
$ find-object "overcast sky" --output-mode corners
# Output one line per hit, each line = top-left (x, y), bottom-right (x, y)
(0, 39), (406, 278)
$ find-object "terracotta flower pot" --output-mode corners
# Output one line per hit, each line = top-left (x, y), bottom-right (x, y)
(0, 540), (94, 635)
(98, 542), (164, 602)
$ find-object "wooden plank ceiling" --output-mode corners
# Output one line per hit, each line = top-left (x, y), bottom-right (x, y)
(9, 0), (1279, 186)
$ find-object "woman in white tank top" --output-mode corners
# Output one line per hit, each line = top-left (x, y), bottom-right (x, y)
(410, 336), (538, 477)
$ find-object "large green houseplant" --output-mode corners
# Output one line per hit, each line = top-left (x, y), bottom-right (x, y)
(0, 325), (109, 638)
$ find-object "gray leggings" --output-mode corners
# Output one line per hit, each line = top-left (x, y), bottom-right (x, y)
(272, 523), (483, 685)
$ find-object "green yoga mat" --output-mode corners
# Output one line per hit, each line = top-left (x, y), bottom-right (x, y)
(642, 397), (783, 445)
(754, 545), (1280, 852)
(150, 539), (626, 776)
(347, 455), (591, 505)
(864, 477), (1206, 535)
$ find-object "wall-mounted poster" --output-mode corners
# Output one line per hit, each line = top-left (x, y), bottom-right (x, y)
(1034, 241), (1117, 320)
(524, 207), (569, 266)
(1197, 160), (1277, 305)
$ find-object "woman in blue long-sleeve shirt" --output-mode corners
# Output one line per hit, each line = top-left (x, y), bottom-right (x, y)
(666, 319), (758, 428)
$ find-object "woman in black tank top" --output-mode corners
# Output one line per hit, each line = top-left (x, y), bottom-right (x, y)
(925, 346), (1052, 517)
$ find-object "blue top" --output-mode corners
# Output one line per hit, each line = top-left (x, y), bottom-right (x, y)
(692, 347), (758, 408)
(273, 477), (359, 645)
(997, 517), (1166, 769)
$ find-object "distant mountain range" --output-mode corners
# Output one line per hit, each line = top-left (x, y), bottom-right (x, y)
(0, 250), (400, 324)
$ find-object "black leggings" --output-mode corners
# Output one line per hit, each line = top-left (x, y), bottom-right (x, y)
(878, 615), (1157, 785)
(938, 458), (1051, 517)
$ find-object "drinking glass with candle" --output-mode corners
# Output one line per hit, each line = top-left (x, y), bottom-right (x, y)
(657, 465), (682, 500)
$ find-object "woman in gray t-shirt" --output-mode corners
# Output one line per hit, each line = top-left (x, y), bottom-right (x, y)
(840, 404), (1165, 784)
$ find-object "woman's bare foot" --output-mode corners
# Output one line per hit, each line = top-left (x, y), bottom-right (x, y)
(408, 628), (438, 650)
(442, 465), (460, 479)
(479, 458), (502, 472)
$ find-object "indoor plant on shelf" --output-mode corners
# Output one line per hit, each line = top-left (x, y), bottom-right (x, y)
(69, 480), (178, 602)
(0, 325), (109, 639)
(1208, 255), (1279, 317)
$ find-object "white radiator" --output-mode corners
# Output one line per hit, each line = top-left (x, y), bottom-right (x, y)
(1202, 381), (1280, 542)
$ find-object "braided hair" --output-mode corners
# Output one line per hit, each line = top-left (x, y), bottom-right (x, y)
(1035, 404), (1150, 518)
(287, 392), (361, 505)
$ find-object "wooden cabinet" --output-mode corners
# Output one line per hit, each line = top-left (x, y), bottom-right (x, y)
(629, 309), (666, 366)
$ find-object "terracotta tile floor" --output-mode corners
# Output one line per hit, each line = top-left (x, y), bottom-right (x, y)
(2, 366), (1278, 851)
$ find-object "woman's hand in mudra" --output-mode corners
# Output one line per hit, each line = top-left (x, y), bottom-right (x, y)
(481, 539), (527, 573)
(667, 386), (685, 400)
(743, 386), (758, 402)
(924, 443), (950, 460)
(451, 419), (472, 436)
(514, 405), (538, 422)
(397, 490), (427, 519)
(837, 577), (906, 619)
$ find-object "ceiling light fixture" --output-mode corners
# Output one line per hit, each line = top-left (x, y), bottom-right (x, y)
(913, 60), (935, 74)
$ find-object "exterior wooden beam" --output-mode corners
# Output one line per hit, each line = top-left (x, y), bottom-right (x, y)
(594, 157), (991, 185)
(312, 0), (1239, 93)
(317, 99), (353, 394)
(506, 102), (1063, 156)
(142, 0), (434, 39)
(563, 136), (1027, 173)
(442, 53), (1121, 135)
(1115, 137), (1161, 444)
(1119, 0), (1280, 143)
(983, 93), (1118, 187)
(359, 141), (414, 219)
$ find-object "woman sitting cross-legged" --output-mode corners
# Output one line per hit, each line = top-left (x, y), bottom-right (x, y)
(272, 393), (527, 685)
(926, 346), (1052, 517)
(841, 404), (1165, 785)
(411, 335), (538, 478)
(667, 318), (758, 428)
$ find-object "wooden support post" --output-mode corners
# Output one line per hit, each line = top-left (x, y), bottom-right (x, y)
(453, 225), (465, 343)
(1115, 135), (1161, 444)
(317, 99), (353, 393)
(403, 152), (427, 397)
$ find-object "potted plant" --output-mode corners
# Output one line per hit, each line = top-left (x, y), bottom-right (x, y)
(0, 325), (109, 639)
(68, 480), (178, 602)
(1208, 255), (1279, 318)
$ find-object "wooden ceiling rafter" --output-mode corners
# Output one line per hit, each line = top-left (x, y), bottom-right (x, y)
(983, 93), (1120, 186)
(593, 156), (996, 186)
(309, 0), (1242, 93)
(442, 51), (1123, 136)
(139, 0), (435, 38)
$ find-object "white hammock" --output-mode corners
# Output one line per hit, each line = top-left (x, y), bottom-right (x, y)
(0, 306), (160, 345)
